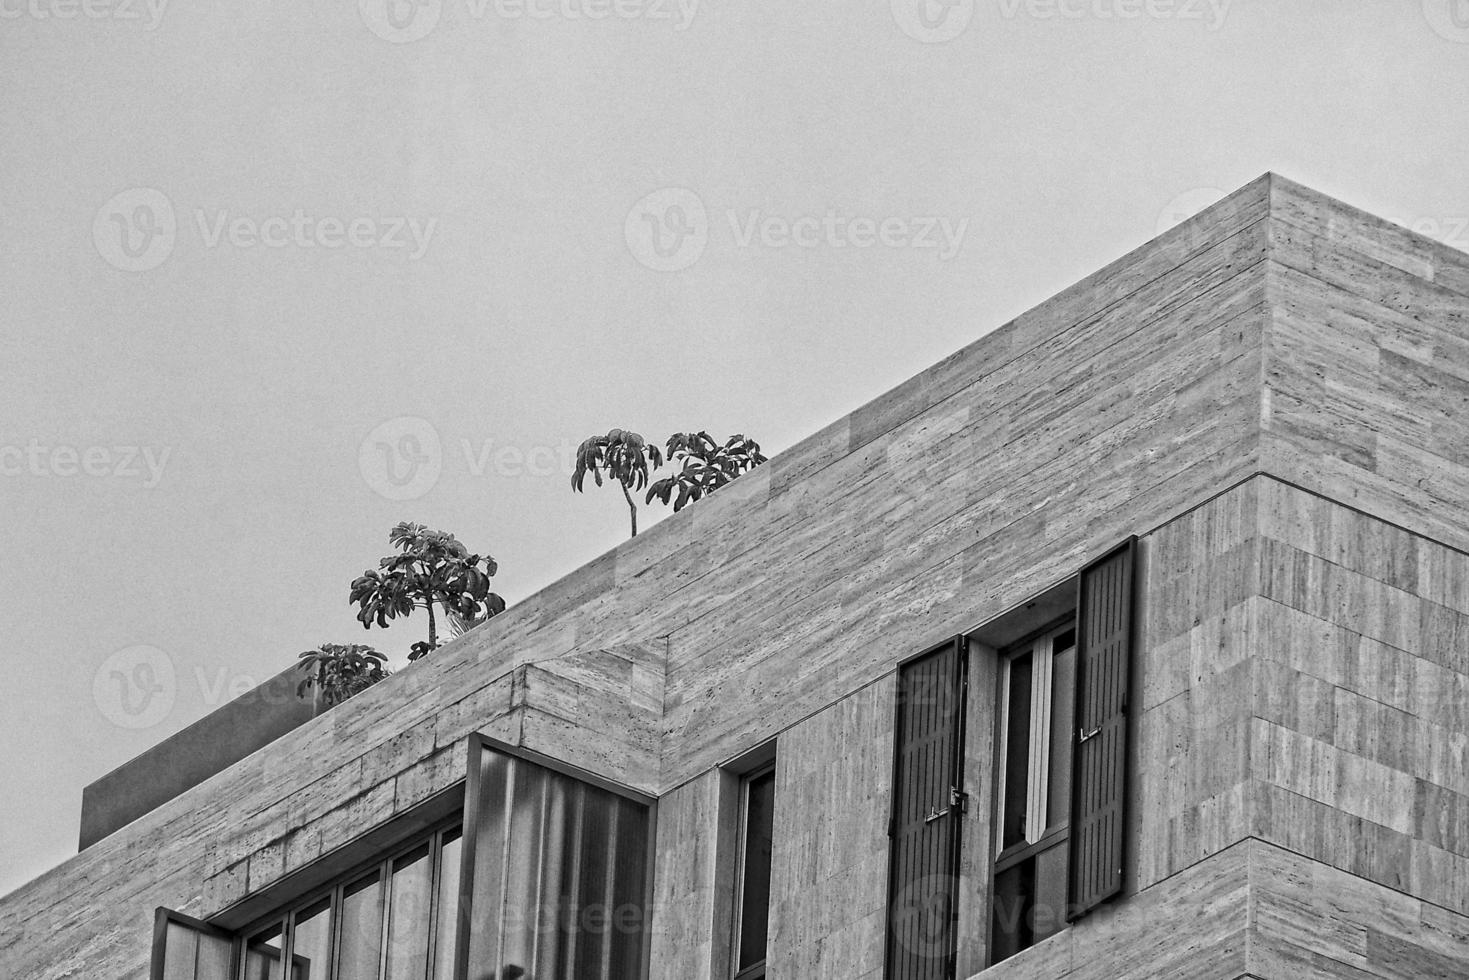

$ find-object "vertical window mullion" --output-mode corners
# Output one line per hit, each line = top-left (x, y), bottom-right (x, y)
(1027, 639), (1053, 845)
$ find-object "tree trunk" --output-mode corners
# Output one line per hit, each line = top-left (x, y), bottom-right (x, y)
(621, 482), (639, 537)
(426, 600), (438, 649)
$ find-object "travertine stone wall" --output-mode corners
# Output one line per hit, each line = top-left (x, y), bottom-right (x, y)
(972, 838), (1469, 980)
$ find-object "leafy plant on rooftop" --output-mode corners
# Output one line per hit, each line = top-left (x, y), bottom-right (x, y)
(296, 643), (389, 708)
(646, 432), (767, 512)
(571, 428), (664, 538)
(349, 521), (506, 661)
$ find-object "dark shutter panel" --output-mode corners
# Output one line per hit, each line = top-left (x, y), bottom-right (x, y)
(151, 908), (237, 980)
(1068, 538), (1137, 918)
(886, 636), (967, 980)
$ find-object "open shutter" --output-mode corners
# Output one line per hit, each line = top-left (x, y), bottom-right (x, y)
(151, 908), (237, 980)
(886, 636), (967, 980)
(1068, 538), (1136, 918)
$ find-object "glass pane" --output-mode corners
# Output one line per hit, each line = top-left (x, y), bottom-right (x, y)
(609, 795), (650, 980)
(1001, 653), (1033, 849)
(161, 920), (233, 980)
(467, 745), (650, 980)
(291, 899), (333, 980)
(991, 858), (1034, 964)
(338, 872), (384, 980)
(466, 750), (512, 972)
(569, 778), (611, 980)
(385, 844), (434, 980)
(499, 760), (548, 974)
(1048, 644), (1076, 830)
(737, 768), (776, 971)
(243, 922), (285, 980)
(1032, 842), (1069, 944)
(432, 830), (463, 980)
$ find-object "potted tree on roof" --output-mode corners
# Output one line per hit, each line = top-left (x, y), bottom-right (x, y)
(349, 521), (506, 661)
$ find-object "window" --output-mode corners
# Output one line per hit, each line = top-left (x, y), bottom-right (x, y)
(732, 761), (776, 980)
(239, 821), (461, 980)
(462, 740), (653, 980)
(152, 736), (654, 980)
(992, 623), (1075, 961)
(880, 538), (1136, 977)
(991, 538), (1136, 964)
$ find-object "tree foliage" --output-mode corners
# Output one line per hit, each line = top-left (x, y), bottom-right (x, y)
(296, 643), (389, 708)
(571, 428), (664, 537)
(646, 432), (767, 512)
(349, 522), (505, 660)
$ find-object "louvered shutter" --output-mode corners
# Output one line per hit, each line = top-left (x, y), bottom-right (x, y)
(886, 636), (967, 980)
(151, 908), (237, 980)
(1068, 539), (1136, 918)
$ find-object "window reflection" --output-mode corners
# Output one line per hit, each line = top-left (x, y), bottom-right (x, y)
(433, 831), (462, 980)
(291, 899), (332, 980)
(466, 746), (651, 980)
(243, 922), (285, 980)
(336, 872), (383, 980)
(386, 845), (434, 980)
(228, 744), (650, 980)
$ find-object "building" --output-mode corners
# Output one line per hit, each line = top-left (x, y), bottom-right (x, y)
(2, 173), (1467, 980)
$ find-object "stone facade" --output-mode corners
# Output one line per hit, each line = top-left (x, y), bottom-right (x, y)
(2, 174), (1466, 979)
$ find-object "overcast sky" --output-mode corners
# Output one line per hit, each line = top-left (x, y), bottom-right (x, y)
(2, 0), (1467, 897)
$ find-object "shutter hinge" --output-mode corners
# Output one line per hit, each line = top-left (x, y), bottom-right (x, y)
(950, 786), (969, 814)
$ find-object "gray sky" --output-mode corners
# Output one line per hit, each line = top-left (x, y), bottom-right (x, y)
(2, 0), (1467, 897)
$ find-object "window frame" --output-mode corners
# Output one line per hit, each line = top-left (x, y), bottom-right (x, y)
(731, 759), (777, 980)
(993, 618), (1077, 870)
(989, 617), (1077, 962)
(237, 815), (463, 980)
